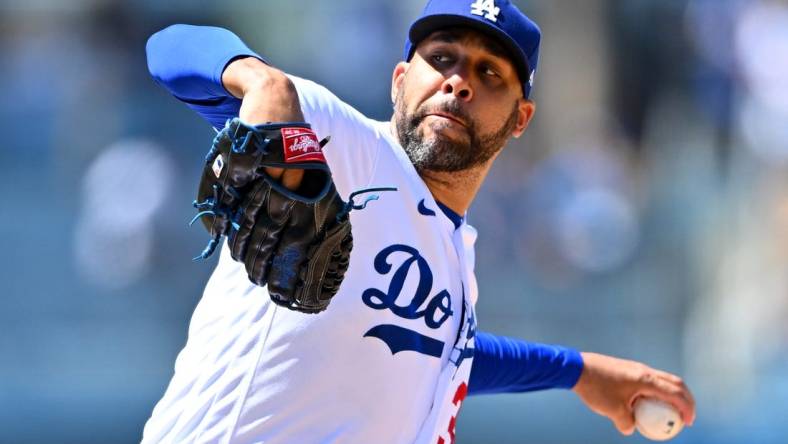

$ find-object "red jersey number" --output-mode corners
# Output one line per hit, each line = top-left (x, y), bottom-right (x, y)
(437, 382), (468, 444)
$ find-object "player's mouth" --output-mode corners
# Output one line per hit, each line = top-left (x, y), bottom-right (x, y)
(426, 112), (467, 128)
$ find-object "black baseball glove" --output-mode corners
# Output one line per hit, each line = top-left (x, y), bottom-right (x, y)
(190, 118), (360, 313)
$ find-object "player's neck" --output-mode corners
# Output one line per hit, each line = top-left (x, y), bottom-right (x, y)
(418, 160), (494, 215)
(388, 117), (498, 215)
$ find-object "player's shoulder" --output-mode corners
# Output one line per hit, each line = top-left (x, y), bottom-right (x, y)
(288, 74), (386, 135)
(287, 75), (350, 113)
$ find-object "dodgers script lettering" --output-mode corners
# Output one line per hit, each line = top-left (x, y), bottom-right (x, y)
(362, 244), (453, 329)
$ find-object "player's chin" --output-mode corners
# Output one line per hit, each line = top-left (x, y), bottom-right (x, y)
(421, 119), (470, 144)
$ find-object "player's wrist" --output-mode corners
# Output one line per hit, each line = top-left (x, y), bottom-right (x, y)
(570, 352), (587, 393)
(571, 351), (603, 394)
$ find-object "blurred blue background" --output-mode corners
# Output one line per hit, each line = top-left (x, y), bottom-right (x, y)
(2, 0), (787, 443)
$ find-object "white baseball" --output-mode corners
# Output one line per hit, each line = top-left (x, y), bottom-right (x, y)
(633, 398), (684, 441)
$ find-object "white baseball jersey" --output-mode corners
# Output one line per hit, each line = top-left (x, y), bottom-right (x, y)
(142, 75), (478, 444)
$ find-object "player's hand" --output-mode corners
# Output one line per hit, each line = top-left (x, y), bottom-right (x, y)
(224, 56), (306, 191)
(262, 166), (304, 191)
(571, 352), (696, 435)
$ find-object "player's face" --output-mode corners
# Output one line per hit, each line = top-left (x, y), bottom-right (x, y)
(392, 27), (535, 173)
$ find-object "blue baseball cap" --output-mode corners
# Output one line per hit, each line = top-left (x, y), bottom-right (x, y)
(403, 0), (541, 98)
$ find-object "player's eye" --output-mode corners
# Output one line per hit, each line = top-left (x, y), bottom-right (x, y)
(481, 65), (499, 77)
(431, 54), (454, 65)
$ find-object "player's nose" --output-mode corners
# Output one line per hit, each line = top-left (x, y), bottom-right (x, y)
(441, 71), (473, 102)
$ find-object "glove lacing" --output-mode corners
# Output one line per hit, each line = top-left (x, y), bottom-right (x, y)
(190, 186), (397, 261)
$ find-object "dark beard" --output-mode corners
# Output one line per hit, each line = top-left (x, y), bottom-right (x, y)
(394, 88), (519, 173)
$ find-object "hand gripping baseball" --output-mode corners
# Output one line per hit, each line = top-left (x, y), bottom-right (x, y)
(191, 118), (394, 313)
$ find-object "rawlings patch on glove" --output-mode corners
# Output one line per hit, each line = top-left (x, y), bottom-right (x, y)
(191, 118), (394, 313)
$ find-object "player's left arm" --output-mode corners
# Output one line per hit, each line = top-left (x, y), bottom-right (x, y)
(469, 332), (583, 394)
(469, 332), (696, 435)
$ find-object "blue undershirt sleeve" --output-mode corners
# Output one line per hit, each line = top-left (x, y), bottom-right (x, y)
(145, 24), (265, 128)
(468, 331), (584, 396)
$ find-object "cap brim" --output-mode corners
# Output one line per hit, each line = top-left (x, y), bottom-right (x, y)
(408, 14), (530, 79)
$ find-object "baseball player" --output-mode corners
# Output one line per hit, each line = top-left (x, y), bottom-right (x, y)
(142, 0), (696, 443)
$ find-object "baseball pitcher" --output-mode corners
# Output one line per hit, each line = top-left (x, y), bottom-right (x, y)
(141, 1), (696, 442)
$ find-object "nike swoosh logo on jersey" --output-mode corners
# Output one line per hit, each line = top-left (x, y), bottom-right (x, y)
(417, 199), (436, 216)
(364, 324), (444, 358)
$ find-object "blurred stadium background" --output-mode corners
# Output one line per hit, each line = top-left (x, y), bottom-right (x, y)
(1, 0), (787, 443)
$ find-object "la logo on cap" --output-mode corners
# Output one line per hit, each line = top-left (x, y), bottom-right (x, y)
(470, 0), (500, 22)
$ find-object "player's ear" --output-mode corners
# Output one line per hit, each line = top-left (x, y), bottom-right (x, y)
(391, 62), (409, 103)
(512, 98), (536, 138)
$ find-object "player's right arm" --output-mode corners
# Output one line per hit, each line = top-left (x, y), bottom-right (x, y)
(146, 24), (251, 128)
(145, 24), (381, 194)
(221, 56), (302, 122)
(146, 24), (304, 186)
(221, 55), (306, 188)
